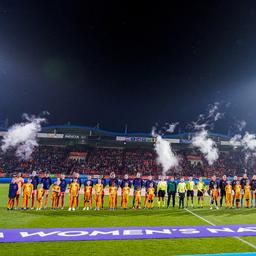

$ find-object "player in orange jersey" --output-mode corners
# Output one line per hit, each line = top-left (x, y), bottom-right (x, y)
(94, 179), (103, 210)
(122, 182), (130, 209)
(21, 178), (33, 210)
(51, 180), (61, 210)
(147, 183), (155, 209)
(225, 180), (232, 208)
(36, 184), (44, 210)
(134, 186), (142, 209)
(109, 183), (118, 210)
(234, 180), (242, 208)
(244, 180), (251, 208)
(83, 180), (93, 210)
(210, 184), (219, 210)
(68, 178), (80, 211)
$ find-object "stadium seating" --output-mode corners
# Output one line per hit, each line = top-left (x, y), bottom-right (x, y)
(0, 146), (254, 177)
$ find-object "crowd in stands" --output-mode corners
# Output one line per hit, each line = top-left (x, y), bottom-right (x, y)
(85, 148), (124, 174)
(0, 146), (69, 174)
(0, 145), (255, 177)
(123, 149), (157, 175)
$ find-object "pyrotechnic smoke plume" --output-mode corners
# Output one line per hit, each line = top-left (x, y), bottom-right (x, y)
(1, 114), (46, 160)
(207, 102), (223, 121)
(152, 128), (179, 175)
(191, 103), (221, 165)
(230, 132), (256, 151)
(165, 122), (179, 133)
(230, 132), (256, 163)
(193, 102), (223, 131)
(229, 134), (242, 149)
(192, 129), (219, 165)
(242, 132), (256, 151)
(236, 120), (247, 132)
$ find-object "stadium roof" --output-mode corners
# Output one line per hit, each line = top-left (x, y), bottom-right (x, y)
(41, 124), (231, 140)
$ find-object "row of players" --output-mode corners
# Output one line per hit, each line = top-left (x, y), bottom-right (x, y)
(7, 171), (256, 210)
(8, 171), (164, 210)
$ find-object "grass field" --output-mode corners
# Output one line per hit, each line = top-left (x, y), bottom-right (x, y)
(0, 184), (256, 256)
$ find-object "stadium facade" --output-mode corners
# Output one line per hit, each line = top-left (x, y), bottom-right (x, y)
(0, 124), (233, 150)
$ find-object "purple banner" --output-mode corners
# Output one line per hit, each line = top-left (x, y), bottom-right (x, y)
(1, 224), (256, 243)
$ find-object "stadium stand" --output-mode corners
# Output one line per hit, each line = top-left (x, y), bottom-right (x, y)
(0, 145), (254, 178)
(0, 125), (253, 178)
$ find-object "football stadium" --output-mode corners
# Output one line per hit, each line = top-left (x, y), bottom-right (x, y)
(1, 1), (256, 256)
(1, 125), (256, 255)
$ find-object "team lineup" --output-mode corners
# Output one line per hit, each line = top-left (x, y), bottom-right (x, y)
(6, 171), (256, 211)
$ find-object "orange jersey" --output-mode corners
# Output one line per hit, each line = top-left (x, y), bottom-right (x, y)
(244, 185), (251, 198)
(122, 187), (130, 196)
(109, 186), (117, 196)
(37, 188), (44, 200)
(22, 183), (33, 195)
(147, 187), (155, 196)
(211, 188), (219, 198)
(235, 184), (241, 193)
(135, 190), (141, 197)
(52, 185), (60, 197)
(69, 182), (79, 195)
(225, 185), (232, 194)
(84, 185), (92, 195)
(234, 184), (241, 198)
(235, 184), (241, 192)
(95, 184), (103, 194)
(52, 184), (60, 193)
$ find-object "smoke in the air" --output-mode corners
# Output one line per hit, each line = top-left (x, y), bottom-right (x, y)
(236, 120), (247, 132)
(165, 122), (179, 133)
(192, 129), (219, 165)
(191, 102), (222, 165)
(1, 114), (46, 160)
(152, 127), (179, 175)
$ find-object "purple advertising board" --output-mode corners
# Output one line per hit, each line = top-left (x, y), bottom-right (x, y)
(1, 224), (256, 243)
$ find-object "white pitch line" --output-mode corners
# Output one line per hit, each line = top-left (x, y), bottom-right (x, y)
(185, 208), (215, 226)
(185, 208), (256, 250)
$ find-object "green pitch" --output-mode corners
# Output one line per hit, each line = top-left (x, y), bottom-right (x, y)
(0, 184), (256, 256)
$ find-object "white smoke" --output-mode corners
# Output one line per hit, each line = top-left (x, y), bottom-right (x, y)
(152, 128), (179, 174)
(230, 132), (256, 151)
(229, 134), (242, 149)
(229, 132), (256, 164)
(192, 129), (219, 165)
(1, 114), (46, 160)
(155, 135), (179, 174)
(242, 132), (256, 151)
(214, 112), (223, 122)
(236, 120), (247, 132)
(192, 122), (208, 131)
(190, 102), (223, 165)
(208, 103), (218, 118)
(165, 122), (179, 133)
(192, 102), (223, 131)
(207, 102), (223, 121)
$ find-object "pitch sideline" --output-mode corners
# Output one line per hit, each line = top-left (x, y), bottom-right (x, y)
(184, 208), (256, 250)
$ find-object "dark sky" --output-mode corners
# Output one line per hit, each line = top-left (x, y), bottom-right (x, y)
(1, 1), (256, 133)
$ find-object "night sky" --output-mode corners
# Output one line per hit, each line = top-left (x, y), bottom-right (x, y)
(1, 1), (256, 133)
